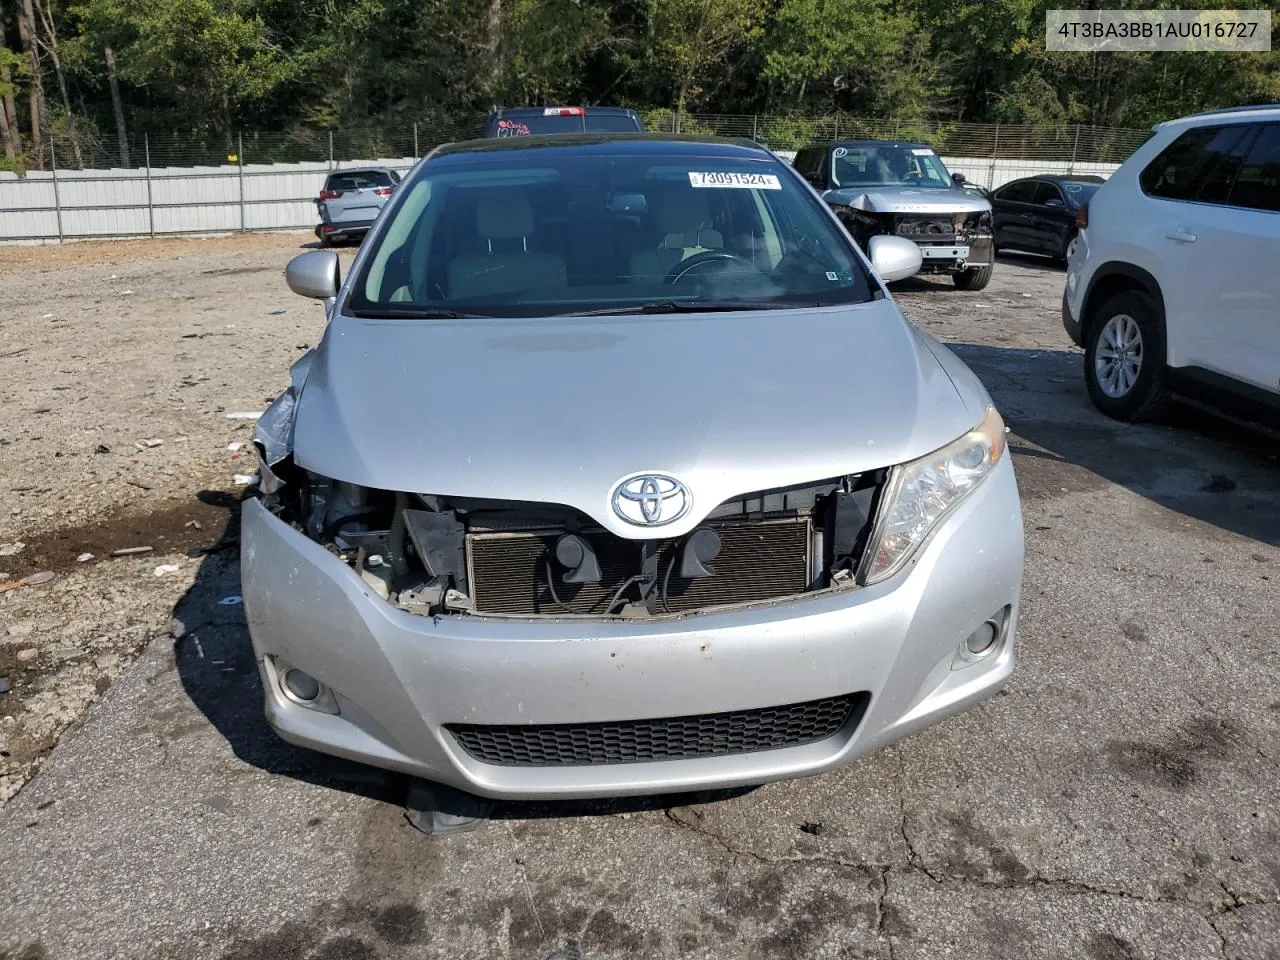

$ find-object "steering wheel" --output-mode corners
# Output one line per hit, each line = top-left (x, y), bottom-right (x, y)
(665, 251), (759, 285)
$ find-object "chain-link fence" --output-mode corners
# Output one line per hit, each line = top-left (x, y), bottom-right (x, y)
(1, 112), (1151, 242)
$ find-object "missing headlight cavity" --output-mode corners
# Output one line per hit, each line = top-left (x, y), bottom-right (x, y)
(261, 469), (886, 620)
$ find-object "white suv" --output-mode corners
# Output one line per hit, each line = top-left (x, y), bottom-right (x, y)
(1063, 105), (1280, 424)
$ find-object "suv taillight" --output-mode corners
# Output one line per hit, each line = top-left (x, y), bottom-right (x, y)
(374, 186), (393, 197)
(1076, 205), (1088, 229)
(319, 189), (341, 200)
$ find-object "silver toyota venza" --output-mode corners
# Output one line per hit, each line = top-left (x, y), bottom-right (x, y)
(245, 134), (1023, 807)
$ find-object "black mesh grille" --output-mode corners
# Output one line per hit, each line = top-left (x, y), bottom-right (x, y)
(447, 693), (869, 766)
(468, 518), (810, 616)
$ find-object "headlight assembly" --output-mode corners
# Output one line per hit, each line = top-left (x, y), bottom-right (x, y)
(860, 408), (1006, 585)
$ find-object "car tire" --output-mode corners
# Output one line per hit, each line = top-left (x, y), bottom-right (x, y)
(1083, 290), (1170, 422)
(953, 265), (992, 290)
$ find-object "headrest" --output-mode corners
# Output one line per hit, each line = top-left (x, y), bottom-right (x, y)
(475, 188), (534, 239)
(650, 188), (710, 235)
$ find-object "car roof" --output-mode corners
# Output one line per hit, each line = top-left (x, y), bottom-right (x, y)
(327, 166), (395, 176)
(808, 140), (934, 151)
(1010, 174), (1105, 185)
(433, 134), (773, 160)
(490, 105), (637, 117)
(1158, 103), (1280, 130)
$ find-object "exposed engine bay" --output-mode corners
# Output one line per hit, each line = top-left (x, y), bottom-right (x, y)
(255, 419), (886, 622)
(832, 206), (994, 274)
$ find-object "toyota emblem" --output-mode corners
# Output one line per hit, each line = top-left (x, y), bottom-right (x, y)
(611, 474), (691, 527)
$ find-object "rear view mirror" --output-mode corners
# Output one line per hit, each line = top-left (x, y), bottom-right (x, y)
(608, 193), (647, 215)
(868, 235), (922, 284)
(286, 251), (341, 300)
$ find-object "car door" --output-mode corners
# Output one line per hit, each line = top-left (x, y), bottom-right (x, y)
(1218, 123), (1280, 394)
(1026, 181), (1073, 254)
(1137, 122), (1277, 391)
(991, 180), (1037, 249)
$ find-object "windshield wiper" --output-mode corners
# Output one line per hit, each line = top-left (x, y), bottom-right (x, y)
(349, 306), (494, 319)
(555, 300), (810, 317)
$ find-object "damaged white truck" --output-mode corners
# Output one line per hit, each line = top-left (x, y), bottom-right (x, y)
(792, 139), (996, 290)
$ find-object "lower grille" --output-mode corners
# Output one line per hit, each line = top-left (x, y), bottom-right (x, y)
(468, 518), (810, 616)
(448, 693), (869, 766)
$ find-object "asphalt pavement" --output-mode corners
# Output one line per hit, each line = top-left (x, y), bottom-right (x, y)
(2, 255), (1278, 960)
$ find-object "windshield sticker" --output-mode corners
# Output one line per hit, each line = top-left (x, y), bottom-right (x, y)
(911, 148), (933, 156)
(826, 271), (839, 281)
(496, 120), (531, 137)
(688, 171), (781, 190)
(832, 147), (848, 158)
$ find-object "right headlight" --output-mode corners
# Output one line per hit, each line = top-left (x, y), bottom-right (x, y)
(860, 408), (1006, 585)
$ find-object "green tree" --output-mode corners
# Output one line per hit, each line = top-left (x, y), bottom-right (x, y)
(646, 0), (764, 113)
(761, 0), (927, 116)
(68, 0), (299, 143)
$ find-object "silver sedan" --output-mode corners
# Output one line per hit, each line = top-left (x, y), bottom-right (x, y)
(244, 133), (1023, 820)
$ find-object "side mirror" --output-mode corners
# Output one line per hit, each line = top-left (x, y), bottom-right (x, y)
(804, 171), (825, 188)
(951, 172), (967, 185)
(868, 235), (922, 284)
(286, 250), (341, 300)
(1044, 197), (1065, 208)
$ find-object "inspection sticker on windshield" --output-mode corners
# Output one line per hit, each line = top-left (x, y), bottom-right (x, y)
(688, 172), (781, 190)
(911, 148), (934, 156)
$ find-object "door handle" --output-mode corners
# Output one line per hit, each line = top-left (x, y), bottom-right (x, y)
(1166, 229), (1197, 243)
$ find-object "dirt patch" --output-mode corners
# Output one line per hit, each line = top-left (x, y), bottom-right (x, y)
(0, 231), (311, 269)
(4, 494), (241, 579)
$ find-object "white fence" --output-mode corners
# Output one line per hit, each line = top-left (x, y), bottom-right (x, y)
(0, 157), (419, 243)
(0, 153), (1121, 244)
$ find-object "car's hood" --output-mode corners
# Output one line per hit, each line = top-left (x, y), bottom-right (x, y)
(823, 186), (991, 215)
(292, 301), (985, 539)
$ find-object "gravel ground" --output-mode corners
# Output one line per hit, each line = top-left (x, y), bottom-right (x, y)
(0, 233), (353, 803)
(0, 235), (1278, 959)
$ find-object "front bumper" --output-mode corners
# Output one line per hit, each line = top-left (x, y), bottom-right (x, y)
(1062, 289), (1081, 345)
(915, 236), (994, 273)
(315, 221), (374, 241)
(241, 458), (1023, 801)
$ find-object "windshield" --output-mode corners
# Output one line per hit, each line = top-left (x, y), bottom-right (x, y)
(348, 148), (873, 318)
(1061, 182), (1100, 205)
(327, 170), (396, 191)
(493, 114), (585, 137)
(831, 144), (953, 189)
(585, 114), (643, 133)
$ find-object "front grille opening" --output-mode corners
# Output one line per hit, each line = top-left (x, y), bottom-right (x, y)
(283, 472), (887, 620)
(468, 518), (811, 617)
(448, 692), (870, 766)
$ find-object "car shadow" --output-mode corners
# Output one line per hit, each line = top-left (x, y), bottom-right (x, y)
(996, 250), (1063, 271)
(947, 342), (1280, 547)
(172, 491), (756, 821)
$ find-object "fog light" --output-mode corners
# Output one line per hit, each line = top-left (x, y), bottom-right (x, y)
(965, 621), (999, 656)
(283, 668), (320, 702)
(955, 611), (1006, 667)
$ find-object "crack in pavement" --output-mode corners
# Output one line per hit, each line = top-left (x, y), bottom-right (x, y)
(662, 756), (1276, 960)
(874, 866), (896, 960)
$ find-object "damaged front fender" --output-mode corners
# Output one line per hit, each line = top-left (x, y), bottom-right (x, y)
(255, 348), (313, 473)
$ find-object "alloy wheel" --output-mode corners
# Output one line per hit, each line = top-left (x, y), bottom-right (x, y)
(1094, 313), (1143, 398)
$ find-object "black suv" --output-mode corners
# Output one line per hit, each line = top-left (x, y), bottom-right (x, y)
(483, 106), (644, 138)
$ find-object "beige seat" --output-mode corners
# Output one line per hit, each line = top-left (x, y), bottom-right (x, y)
(629, 190), (724, 284)
(448, 189), (567, 299)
